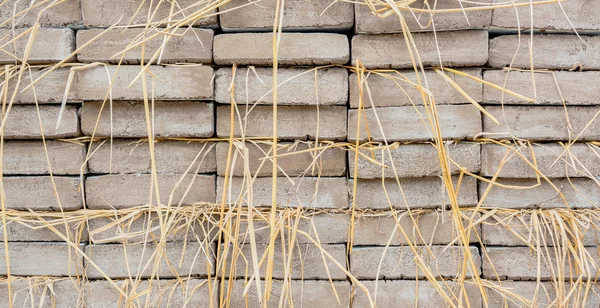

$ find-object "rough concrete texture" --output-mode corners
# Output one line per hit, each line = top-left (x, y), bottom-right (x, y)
(349, 142), (481, 178)
(485, 281), (600, 308)
(0, 0), (81, 28)
(219, 0), (354, 31)
(0, 219), (86, 242)
(4, 105), (80, 139)
(354, 210), (480, 245)
(352, 30), (488, 68)
(3, 176), (82, 211)
(483, 212), (600, 246)
(85, 242), (214, 278)
(353, 280), (483, 308)
(489, 34), (600, 70)
(75, 65), (214, 101)
(355, 0), (492, 33)
(81, 0), (218, 27)
(483, 70), (600, 105)
(213, 33), (349, 65)
(348, 105), (482, 142)
(215, 67), (348, 105)
(483, 246), (599, 280)
(3, 141), (86, 175)
(88, 140), (217, 174)
(237, 213), (349, 244)
(491, 0), (600, 31)
(351, 245), (481, 279)
(0, 243), (83, 276)
(217, 176), (349, 209)
(228, 243), (347, 280)
(483, 106), (600, 141)
(481, 143), (600, 178)
(479, 177), (600, 209)
(351, 176), (478, 209)
(217, 105), (347, 140)
(77, 28), (213, 64)
(349, 68), (483, 108)
(228, 280), (351, 307)
(216, 141), (346, 177)
(8, 68), (77, 104)
(0, 278), (81, 308)
(0, 28), (74, 64)
(83, 279), (217, 308)
(81, 101), (214, 138)
(85, 174), (216, 209)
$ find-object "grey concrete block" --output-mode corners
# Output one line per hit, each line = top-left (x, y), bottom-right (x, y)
(0, 0), (81, 28)
(3, 176), (82, 211)
(3, 141), (86, 175)
(4, 105), (80, 139)
(0, 28), (74, 64)
(0, 243), (84, 276)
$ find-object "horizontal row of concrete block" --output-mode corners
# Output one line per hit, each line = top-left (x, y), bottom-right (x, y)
(4, 0), (598, 33)
(4, 28), (600, 70)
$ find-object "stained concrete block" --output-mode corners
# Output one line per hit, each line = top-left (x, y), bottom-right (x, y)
(85, 174), (216, 209)
(217, 177), (348, 209)
(0, 0), (81, 28)
(227, 243), (347, 280)
(85, 242), (215, 279)
(479, 178), (600, 209)
(213, 33), (349, 65)
(351, 176), (478, 210)
(352, 30), (488, 68)
(81, 101), (214, 138)
(3, 176), (82, 211)
(0, 243), (84, 276)
(77, 28), (213, 64)
(349, 142), (481, 178)
(348, 105), (482, 142)
(349, 68), (483, 108)
(3, 105), (80, 139)
(351, 245), (481, 279)
(219, 0), (354, 31)
(483, 106), (600, 141)
(355, 0), (492, 33)
(3, 141), (86, 175)
(483, 70), (600, 105)
(489, 34), (600, 70)
(75, 65), (214, 101)
(216, 141), (346, 177)
(7, 68), (78, 104)
(481, 143), (600, 178)
(217, 105), (347, 140)
(88, 140), (216, 174)
(215, 67), (348, 105)
(0, 28), (74, 64)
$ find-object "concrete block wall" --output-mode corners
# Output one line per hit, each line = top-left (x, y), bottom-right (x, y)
(1, 0), (600, 306)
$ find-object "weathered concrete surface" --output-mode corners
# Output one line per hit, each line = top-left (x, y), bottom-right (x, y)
(354, 210), (480, 245)
(85, 174), (216, 209)
(489, 34), (600, 70)
(4, 105), (80, 139)
(479, 178), (600, 209)
(352, 30), (488, 68)
(0, 243), (83, 276)
(85, 242), (214, 278)
(215, 67), (348, 105)
(3, 141), (86, 175)
(217, 177), (348, 209)
(0, 218), (87, 242)
(81, 101), (214, 138)
(214, 33), (349, 65)
(75, 65), (214, 101)
(0, 0), (81, 28)
(217, 105), (347, 140)
(349, 68), (483, 108)
(77, 28), (213, 64)
(348, 105), (482, 142)
(483, 70), (600, 105)
(351, 176), (478, 209)
(0, 28), (74, 64)
(227, 243), (347, 280)
(481, 143), (600, 178)
(8, 68), (77, 104)
(355, 0), (492, 33)
(216, 141), (346, 177)
(485, 281), (600, 308)
(351, 245), (481, 279)
(220, 0), (354, 31)
(349, 142), (481, 178)
(89, 140), (216, 174)
(3, 176), (82, 210)
(483, 106), (600, 141)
